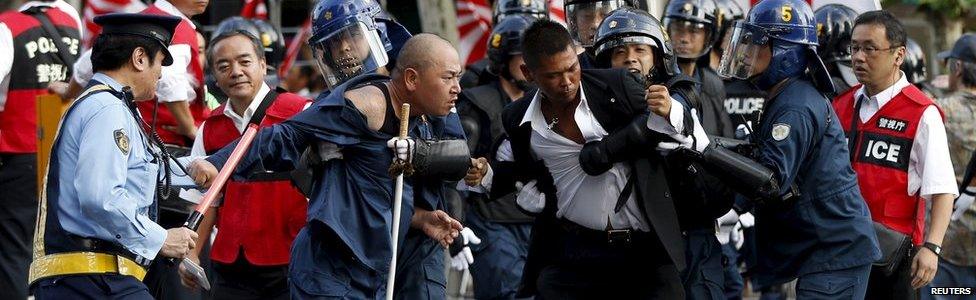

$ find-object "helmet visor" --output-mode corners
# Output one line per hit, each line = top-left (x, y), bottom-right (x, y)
(718, 21), (764, 79)
(311, 22), (389, 89)
(567, 1), (624, 47)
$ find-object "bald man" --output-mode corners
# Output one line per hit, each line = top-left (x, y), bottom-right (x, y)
(188, 34), (470, 298)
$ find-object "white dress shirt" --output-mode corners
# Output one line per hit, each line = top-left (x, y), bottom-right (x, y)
(72, 0), (196, 103)
(518, 87), (650, 232)
(853, 71), (959, 199)
(0, 0), (82, 111)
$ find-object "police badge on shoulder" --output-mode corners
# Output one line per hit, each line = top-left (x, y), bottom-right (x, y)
(771, 123), (790, 141)
(114, 129), (130, 155)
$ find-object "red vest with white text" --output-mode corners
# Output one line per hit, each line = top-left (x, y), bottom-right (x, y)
(202, 92), (308, 265)
(0, 7), (80, 153)
(833, 84), (942, 245)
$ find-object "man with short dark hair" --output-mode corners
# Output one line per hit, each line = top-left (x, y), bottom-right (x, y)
(454, 14), (536, 300)
(498, 18), (689, 298)
(920, 33), (976, 300)
(831, 10), (957, 300)
(28, 13), (198, 299)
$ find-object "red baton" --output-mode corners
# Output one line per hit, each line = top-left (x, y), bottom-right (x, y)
(183, 124), (260, 230)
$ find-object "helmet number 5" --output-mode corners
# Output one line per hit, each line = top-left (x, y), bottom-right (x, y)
(781, 6), (792, 22)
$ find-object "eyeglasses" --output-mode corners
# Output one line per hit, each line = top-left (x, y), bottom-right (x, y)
(848, 44), (903, 56)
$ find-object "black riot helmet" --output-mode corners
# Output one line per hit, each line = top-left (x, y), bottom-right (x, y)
(486, 14), (536, 76)
(250, 19), (286, 69)
(212, 16), (261, 42)
(493, 0), (548, 24)
(593, 7), (678, 80)
(712, 0), (744, 52)
(663, 0), (719, 59)
(902, 38), (927, 83)
(814, 4), (858, 64)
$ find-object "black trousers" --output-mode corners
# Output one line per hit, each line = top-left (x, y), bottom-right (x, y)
(33, 274), (152, 300)
(0, 153), (37, 300)
(212, 254), (289, 300)
(535, 222), (684, 300)
(866, 248), (918, 300)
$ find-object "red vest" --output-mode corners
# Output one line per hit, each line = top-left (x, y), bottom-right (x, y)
(202, 91), (309, 265)
(0, 7), (80, 153)
(833, 84), (942, 245)
(136, 5), (208, 147)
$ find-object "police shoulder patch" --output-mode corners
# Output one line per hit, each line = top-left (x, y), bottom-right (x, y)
(114, 129), (130, 155)
(771, 123), (790, 141)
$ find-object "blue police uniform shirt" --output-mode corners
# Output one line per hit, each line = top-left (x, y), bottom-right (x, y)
(750, 78), (880, 287)
(54, 73), (167, 260)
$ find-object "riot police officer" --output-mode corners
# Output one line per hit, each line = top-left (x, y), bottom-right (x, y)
(664, 0), (734, 138)
(594, 7), (733, 299)
(460, 0), (548, 89)
(455, 14), (537, 299)
(814, 3), (859, 95)
(564, 0), (632, 68)
(710, 0), (744, 70)
(715, 0), (881, 297)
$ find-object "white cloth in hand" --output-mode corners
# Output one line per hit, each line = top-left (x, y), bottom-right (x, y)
(449, 228), (482, 271)
(655, 108), (710, 154)
(386, 137), (415, 162)
(953, 188), (976, 221)
(515, 180), (545, 213)
(738, 212), (755, 228)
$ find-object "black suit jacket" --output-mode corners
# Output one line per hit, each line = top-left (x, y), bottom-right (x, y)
(496, 69), (685, 296)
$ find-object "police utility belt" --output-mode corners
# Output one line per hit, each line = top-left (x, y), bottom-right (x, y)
(29, 237), (152, 285)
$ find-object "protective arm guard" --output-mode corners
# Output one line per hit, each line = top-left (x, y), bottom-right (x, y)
(412, 139), (472, 181)
(579, 115), (664, 175)
(695, 138), (781, 201)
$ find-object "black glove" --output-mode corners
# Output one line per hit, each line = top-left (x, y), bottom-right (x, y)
(579, 115), (662, 175)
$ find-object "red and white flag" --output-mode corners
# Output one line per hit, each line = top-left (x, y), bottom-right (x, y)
(241, 0), (268, 19)
(456, 0), (493, 66)
(549, 0), (565, 25)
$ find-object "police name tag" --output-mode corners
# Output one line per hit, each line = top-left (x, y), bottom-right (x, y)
(771, 123), (790, 141)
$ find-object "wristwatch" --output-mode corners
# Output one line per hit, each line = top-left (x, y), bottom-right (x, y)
(922, 242), (942, 257)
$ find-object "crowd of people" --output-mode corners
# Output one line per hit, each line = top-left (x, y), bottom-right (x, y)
(0, 0), (974, 299)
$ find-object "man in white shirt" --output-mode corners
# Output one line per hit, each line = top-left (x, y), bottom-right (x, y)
(831, 10), (957, 300)
(61, 0), (209, 151)
(496, 19), (698, 299)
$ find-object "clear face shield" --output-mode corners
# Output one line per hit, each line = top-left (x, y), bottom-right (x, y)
(718, 21), (766, 79)
(311, 22), (389, 89)
(567, 1), (624, 47)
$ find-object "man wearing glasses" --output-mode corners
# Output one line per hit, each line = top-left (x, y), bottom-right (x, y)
(832, 10), (957, 300)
